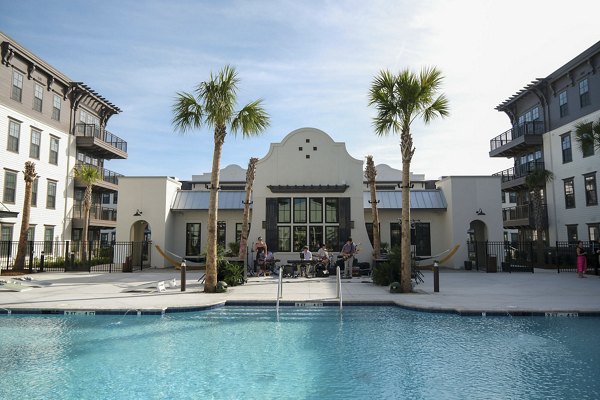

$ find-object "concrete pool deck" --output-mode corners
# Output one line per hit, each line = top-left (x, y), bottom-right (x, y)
(1, 267), (599, 315)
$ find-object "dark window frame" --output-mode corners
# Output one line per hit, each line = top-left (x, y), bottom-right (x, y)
(564, 178), (575, 209)
(584, 173), (598, 206)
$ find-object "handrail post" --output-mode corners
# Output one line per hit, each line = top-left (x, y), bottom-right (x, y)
(180, 259), (186, 292)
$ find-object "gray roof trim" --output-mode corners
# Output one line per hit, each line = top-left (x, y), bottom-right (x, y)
(171, 191), (247, 210)
(363, 190), (447, 209)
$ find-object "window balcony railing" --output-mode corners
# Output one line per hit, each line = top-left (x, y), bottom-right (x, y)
(490, 121), (545, 152)
(493, 161), (545, 183)
(76, 123), (128, 153)
(502, 203), (547, 227)
(75, 162), (123, 186)
(73, 203), (117, 222)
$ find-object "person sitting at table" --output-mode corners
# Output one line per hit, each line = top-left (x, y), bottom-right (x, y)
(299, 245), (312, 276)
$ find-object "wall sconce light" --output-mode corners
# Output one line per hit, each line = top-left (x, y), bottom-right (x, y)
(133, 209), (143, 216)
(476, 208), (486, 216)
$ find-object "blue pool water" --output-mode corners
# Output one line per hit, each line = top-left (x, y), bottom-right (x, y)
(1, 306), (599, 400)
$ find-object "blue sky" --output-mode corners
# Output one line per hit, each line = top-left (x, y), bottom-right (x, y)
(2, 0), (600, 181)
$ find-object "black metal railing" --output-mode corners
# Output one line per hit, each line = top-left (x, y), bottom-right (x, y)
(467, 241), (534, 272)
(75, 162), (123, 186)
(490, 121), (545, 152)
(73, 203), (117, 222)
(0, 240), (151, 273)
(493, 161), (545, 183)
(553, 241), (600, 274)
(76, 123), (128, 153)
(502, 204), (547, 227)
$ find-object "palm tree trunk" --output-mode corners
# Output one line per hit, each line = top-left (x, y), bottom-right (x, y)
(14, 180), (34, 270)
(365, 156), (380, 258)
(205, 126), (225, 293)
(82, 186), (92, 262)
(239, 157), (258, 260)
(400, 159), (412, 293)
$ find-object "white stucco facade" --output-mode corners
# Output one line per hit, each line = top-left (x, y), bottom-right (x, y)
(115, 127), (503, 269)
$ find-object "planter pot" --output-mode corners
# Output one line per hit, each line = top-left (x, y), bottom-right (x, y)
(464, 260), (473, 270)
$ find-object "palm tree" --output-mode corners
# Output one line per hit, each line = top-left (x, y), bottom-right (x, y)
(239, 157), (259, 261)
(74, 164), (100, 262)
(525, 168), (554, 266)
(14, 161), (37, 270)
(368, 67), (449, 293)
(574, 117), (600, 155)
(173, 66), (269, 293)
(365, 155), (381, 258)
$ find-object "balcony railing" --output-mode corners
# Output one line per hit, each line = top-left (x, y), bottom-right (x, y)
(75, 162), (123, 186)
(73, 203), (117, 222)
(502, 203), (547, 227)
(76, 123), (128, 153)
(493, 161), (545, 183)
(490, 121), (545, 152)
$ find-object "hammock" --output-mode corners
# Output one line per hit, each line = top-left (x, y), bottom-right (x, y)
(415, 244), (460, 267)
(155, 245), (206, 269)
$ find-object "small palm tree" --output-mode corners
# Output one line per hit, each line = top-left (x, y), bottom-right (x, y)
(574, 117), (600, 155)
(173, 66), (269, 293)
(74, 164), (100, 262)
(14, 161), (37, 270)
(525, 168), (554, 266)
(365, 155), (381, 258)
(369, 67), (449, 293)
(239, 157), (259, 260)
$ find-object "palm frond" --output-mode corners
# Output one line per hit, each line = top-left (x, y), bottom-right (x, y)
(231, 99), (270, 137)
(172, 92), (204, 133)
(73, 164), (101, 185)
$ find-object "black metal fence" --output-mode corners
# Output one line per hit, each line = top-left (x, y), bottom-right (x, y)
(466, 240), (600, 274)
(0, 240), (151, 273)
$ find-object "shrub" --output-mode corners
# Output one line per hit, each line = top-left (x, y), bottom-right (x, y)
(217, 260), (243, 286)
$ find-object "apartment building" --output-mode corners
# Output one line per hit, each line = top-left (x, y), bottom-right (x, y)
(490, 40), (600, 244)
(0, 32), (127, 249)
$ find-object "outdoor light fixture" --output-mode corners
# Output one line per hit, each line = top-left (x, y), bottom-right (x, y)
(133, 209), (143, 216)
(476, 208), (486, 216)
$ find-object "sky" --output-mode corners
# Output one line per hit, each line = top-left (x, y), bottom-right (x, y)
(2, 0), (600, 181)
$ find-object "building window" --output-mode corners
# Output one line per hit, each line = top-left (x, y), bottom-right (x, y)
(293, 226), (307, 252)
(33, 83), (43, 112)
(277, 198), (291, 223)
(390, 222), (401, 249)
(563, 178), (575, 209)
(277, 226), (291, 252)
(46, 180), (57, 209)
(113, 192), (118, 204)
(11, 70), (23, 102)
(52, 94), (61, 121)
(7, 119), (20, 153)
(566, 225), (578, 243)
(217, 221), (226, 248)
(309, 198), (323, 223)
(508, 192), (517, 203)
(43, 226), (54, 255)
(325, 198), (339, 223)
(559, 90), (568, 117)
(236, 223), (243, 244)
(185, 223), (201, 257)
(3, 170), (17, 204)
(584, 173), (598, 206)
(0, 225), (14, 257)
(293, 198), (307, 223)
(412, 222), (431, 257)
(589, 223), (599, 242)
(31, 177), (38, 207)
(102, 193), (111, 204)
(579, 79), (590, 108)
(49, 136), (59, 165)
(561, 133), (572, 163)
(29, 128), (41, 159)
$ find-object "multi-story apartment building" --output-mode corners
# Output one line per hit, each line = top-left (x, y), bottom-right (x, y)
(0, 32), (127, 250)
(491, 40), (600, 244)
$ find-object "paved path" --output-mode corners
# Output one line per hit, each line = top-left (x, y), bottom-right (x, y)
(1, 268), (599, 315)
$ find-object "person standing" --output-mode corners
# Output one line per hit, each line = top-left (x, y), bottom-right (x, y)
(253, 236), (267, 276)
(341, 237), (356, 278)
(576, 241), (587, 278)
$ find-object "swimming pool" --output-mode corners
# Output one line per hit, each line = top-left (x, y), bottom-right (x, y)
(1, 306), (599, 399)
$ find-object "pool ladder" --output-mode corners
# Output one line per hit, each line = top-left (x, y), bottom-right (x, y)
(275, 265), (343, 313)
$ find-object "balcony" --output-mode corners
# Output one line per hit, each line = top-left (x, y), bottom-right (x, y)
(72, 203), (117, 229)
(502, 203), (547, 229)
(76, 123), (128, 160)
(489, 121), (544, 158)
(74, 162), (122, 192)
(493, 161), (545, 191)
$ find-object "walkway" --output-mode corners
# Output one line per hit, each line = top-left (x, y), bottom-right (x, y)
(1, 268), (599, 315)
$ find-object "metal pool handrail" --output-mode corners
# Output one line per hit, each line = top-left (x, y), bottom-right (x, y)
(336, 266), (342, 310)
(276, 268), (283, 312)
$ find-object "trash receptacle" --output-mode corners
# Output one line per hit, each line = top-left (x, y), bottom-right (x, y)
(486, 255), (497, 273)
(123, 256), (132, 273)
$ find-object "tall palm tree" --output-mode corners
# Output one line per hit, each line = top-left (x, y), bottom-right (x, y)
(14, 161), (37, 270)
(239, 157), (259, 260)
(74, 164), (100, 262)
(369, 67), (449, 293)
(365, 155), (381, 258)
(574, 117), (600, 155)
(173, 66), (269, 293)
(525, 168), (554, 266)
